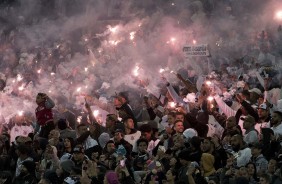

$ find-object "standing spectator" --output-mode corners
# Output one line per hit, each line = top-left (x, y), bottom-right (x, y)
(76, 123), (98, 150)
(57, 119), (77, 141)
(13, 160), (37, 184)
(35, 93), (55, 138)
(250, 143), (268, 176)
(15, 144), (33, 177)
(230, 134), (252, 167)
(241, 115), (259, 144)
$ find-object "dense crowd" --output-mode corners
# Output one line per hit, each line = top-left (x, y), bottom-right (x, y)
(1, 0), (282, 184)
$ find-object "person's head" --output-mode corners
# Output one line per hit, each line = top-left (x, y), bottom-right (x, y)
(139, 124), (153, 141)
(167, 111), (176, 125)
(230, 134), (244, 152)
(16, 144), (29, 159)
(165, 169), (176, 182)
(20, 160), (36, 176)
(257, 103), (270, 120)
(72, 145), (85, 162)
(113, 129), (124, 142)
(271, 111), (282, 125)
(106, 114), (118, 129)
(77, 123), (88, 136)
(175, 112), (185, 122)
(248, 88), (261, 104)
(169, 157), (178, 167)
(250, 143), (263, 157)
(236, 166), (250, 180)
(246, 162), (258, 179)
(201, 137), (215, 153)
(226, 116), (237, 129)
(63, 137), (74, 150)
(104, 140), (115, 154)
(173, 120), (184, 133)
(136, 138), (148, 153)
(48, 129), (60, 140)
(104, 171), (119, 184)
(259, 173), (271, 184)
(57, 119), (69, 130)
(242, 115), (255, 130)
(268, 158), (277, 173)
(36, 93), (46, 104)
(123, 117), (134, 130)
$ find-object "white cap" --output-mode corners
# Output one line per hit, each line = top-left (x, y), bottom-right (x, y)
(183, 128), (198, 139)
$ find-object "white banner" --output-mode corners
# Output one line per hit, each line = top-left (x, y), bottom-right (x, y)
(183, 44), (210, 57)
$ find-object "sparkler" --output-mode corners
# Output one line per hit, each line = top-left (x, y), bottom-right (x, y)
(50, 72), (55, 76)
(84, 67), (88, 72)
(77, 116), (82, 123)
(168, 102), (176, 108)
(37, 69), (42, 74)
(18, 111), (24, 116)
(159, 68), (165, 73)
(93, 110), (99, 117)
(207, 96), (214, 102)
(275, 10), (282, 20)
(193, 39), (197, 44)
(77, 87), (81, 92)
(133, 65), (140, 77)
(17, 74), (23, 82)
(18, 84), (25, 91)
(206, 81), (212, 86)
(130, 31), (136, 40)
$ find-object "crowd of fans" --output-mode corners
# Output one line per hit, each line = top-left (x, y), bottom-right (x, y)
(0, 0), (282, 184)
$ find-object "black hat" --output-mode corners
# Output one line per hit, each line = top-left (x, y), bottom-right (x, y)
(22, 160), (36, 174)
(249, 142), (263, 150)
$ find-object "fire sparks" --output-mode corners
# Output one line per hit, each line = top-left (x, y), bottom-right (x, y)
(130, 31), (136, 40)
(193, 39), (197, 44)
(77, 87), (81, 92)
(93, 110), (99, 117)
(275, 11), (282, 20)
(37, 69), (42, 74)
(133, 65), (140, 77)
(207, 96), (214, 102)
(169, 102), (176, 108)
(18, 111), (24, 116)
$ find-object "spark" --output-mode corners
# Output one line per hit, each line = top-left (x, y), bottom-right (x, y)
(206, 81), (212, 86)
(275, 11), (282, 20)
(17, 74), (23, 81)
(133, 65), (140, 77)
(193, 39), (197, 44)
(169, 102), (176, 108)
(93, 110), (99, 117)
(50, 72), (55, 76)
(18, 111), (24, 116)
(171, 3), (175, 6)
(77, 116), (82, 123)
(77, 87), (81, 92)
(159, 68), (165, 73)
(109, 26), (118, 34)
(37, 69), (42, 74)
(85, 67), (88, 72)
(18, 84), (25, 91)
(130, 31), (136, 40)
(207, 96), (214, 102)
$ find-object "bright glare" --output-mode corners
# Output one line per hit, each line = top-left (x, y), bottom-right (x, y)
(276, 11), (282, 20)
(207, 96), (214, 102)
(169, 102), (176, 108)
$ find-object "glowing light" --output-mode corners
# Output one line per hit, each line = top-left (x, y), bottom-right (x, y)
(50, 72), (55, 76)
(109, 26), (118, 34)
(93, 110), (99, 117)
(18, 84), (25, 91)
(84, 38), (89, 42)
(159, 68), (165, 73)
(37, 69), (41, 74)
(77, 87), (81, 92)
(170, 70), (176, 74)
(130, 31), (136, 40)
(48, 90), (52, 93)
(133, 65), (140, 77)
(193, 39), (197, 44)
(109, 40), (120, 46)
(172, 3), (175, 6)
(77, 116), (82, 123)
(275, 11), (282, 20)
(169, 102), (176, 108)
(18, 111), (24, 116)
(17, 74), (23, 81)
(170, 37), (176, 42)
(206, 81), (212, 86)
(207, 96), (214, 102)
(56, 45), (60, 48)
(138, 23), (142, 27)
(85, 67), (88, 72)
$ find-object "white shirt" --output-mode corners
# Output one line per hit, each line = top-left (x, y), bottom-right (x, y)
(124, 130), (141, 151)
(236, 147), (252, 167)
(244, 130), (259, 144)
(272, 123), (282, 137)
(84, 135), (98, 150)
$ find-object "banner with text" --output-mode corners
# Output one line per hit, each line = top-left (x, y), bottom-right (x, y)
(183, 44), (210, 57)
